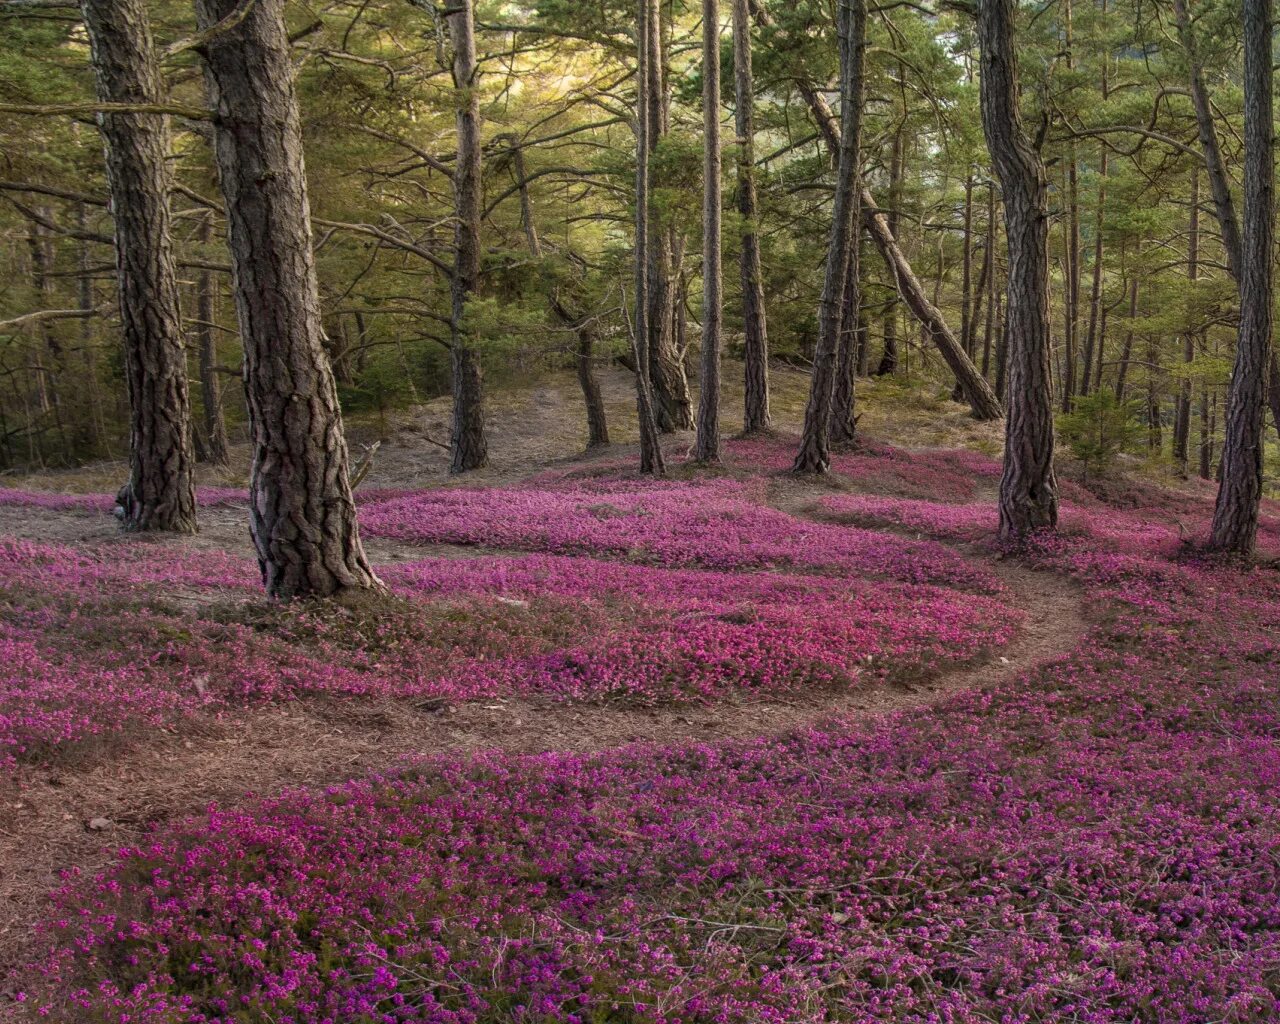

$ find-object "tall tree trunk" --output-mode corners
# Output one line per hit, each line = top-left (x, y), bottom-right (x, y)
(80, 0), (197, 533)
(633, 0), (666, 474)
(1173, 169), (1199, 476)
(794, 0), (863, 472)
(978, 0), (1058, 539)
(644, 3), (693, 433)
(1174, 0), (1280, 443)
(446, 0), (488, 473)
(197, 0), (381, 599)
(194, 210), (230, 466)
(1210, 0), (1273, 555)
(694, 0), (723, 463)
(831, 225), (862, 445)
(733, 0), (770, 433)
(874, 128), (903, 376)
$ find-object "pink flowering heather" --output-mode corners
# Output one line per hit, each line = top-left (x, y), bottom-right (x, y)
(0, 526), (1013, 763)
(28, 532), (1280, 1023)
(360, 479), (1000, 591)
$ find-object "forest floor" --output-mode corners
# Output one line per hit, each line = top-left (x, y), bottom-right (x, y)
(2, 366), (1275, 1021)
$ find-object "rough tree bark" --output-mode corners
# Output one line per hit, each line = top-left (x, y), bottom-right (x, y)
(795, 0), (862, 472)
(446, 0), (488, 473)
(194, 210), (229, 465)
(831, 225), (862, 444)
(633, 0), (666, 474)
(694, 0), (723, 463)
(978, 0), (1058, 539)
(197, 0), (382, 599)
(80, 0), (197, 533)
(733, 0), (770, 433)
(1210, 0), (1272, 555)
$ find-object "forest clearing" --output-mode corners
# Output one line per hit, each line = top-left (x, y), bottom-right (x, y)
(3, 0), (1280, 1020)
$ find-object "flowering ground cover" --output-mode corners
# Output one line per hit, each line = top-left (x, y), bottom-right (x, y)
(23, 487), (1280, 1022)
(0, 468), (1014, 765)
(14, 439), (1280, 1022)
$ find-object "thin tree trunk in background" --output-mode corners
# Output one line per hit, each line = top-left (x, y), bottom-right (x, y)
(979, 0), (1058, 539)
(1147, 336), (1162, 452)
(1080, 146), (1106, 398)
(875, 128), (903, 376)
(195, 210), (229, 466)
(1115, 275), (1138, 400)
(733, 0), (770, 433)
(446, 0), (488, 473)
(76, 203), (106, 453)
(752, 2), (998, 419)
(1173, 169), (1199, 476)
(1199, 361), (1213, 479)
(633, 0), (666, 474)
(694, 0), (723, 463)
(981, 183), (997, 378)
(795, 0), (862, 472)
(575, 321), (610, 447)
(198, 0), (382, 599)
(1210, 0), (1272, 555)
(25, 221), (56, 416)
(80, 0), (196, 533)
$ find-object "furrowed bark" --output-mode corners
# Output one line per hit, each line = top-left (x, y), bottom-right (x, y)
(733, 0), (770, 433)
(978, 0), (1058, 539)
(197, 0), (382, 599)
(81, 0), (197, 533)
(1210, 0), (1272, 555)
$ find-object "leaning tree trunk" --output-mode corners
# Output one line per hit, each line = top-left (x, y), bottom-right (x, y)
(575, 321), (610, 448)
(794, 0), (862, 473)
(194, 210), (229, 466)
(197, 0), (381, 599)
(633, 0), (666, 474)
(978, 0), (1058, 540)
(446, 0), (489, 473)
(733, 0), (770, 433)
(875, 129), (904, 376)
(1210, 0), (1272, 555)
(694, 0), (723, 463)
(80, 0), (196, 533)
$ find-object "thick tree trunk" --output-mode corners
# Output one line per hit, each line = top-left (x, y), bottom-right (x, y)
(633, 0), (666, 474)
(694, 0), (723, 463)
(1210, 0), (1272, 555)
(197, 0), (381, 599)
(832, 227), (862, 444)
(982, 184), (997, 379)
(80, 0), (196, 533)
(194, 211), (230, 466)
(978, 0), (1058, 539)
(733, 0), (770, 433)
(795, 0), (862, 473)
(446, 0), (489, 473)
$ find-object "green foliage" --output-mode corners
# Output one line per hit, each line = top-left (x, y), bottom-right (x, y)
(1058, 392), (1147, 478)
